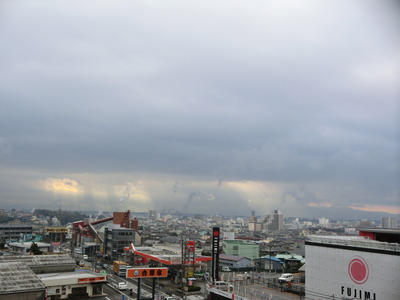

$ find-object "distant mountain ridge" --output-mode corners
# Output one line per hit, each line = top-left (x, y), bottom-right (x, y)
(303, 206), (400, 222)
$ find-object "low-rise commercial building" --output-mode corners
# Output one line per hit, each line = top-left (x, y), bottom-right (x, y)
(0, 262), (46, 300)
(38, 272), (107, 299)
(0, 255), (107, 300)
(222, 240), (259, 259)
(0, 224), (32, 243)
(8, 242), (51, 255)
(219, 254), (252, 270)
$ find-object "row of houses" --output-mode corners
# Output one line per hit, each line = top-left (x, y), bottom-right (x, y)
(218, 252), (304, 273)
(219, 239), (305, 273)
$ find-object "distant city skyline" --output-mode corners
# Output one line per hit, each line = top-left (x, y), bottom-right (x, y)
(0, 1), (399, 218)
(2, 206), (398, 223)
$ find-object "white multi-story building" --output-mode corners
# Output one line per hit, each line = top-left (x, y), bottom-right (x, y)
(381, 217), (398, 229)
(318, 217), (329, 226)
(305, 232), (400, 300)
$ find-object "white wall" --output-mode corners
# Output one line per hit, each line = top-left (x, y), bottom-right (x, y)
(305, 244), (400, 300)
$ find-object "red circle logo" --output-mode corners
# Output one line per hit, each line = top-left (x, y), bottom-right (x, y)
(348, 257), (369, 284)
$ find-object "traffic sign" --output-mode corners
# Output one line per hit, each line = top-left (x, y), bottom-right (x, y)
(126, 267), (168, 278)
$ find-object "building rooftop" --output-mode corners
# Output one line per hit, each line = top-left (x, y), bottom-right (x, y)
(127, 243), (211, 265)
(259, 255), (283, 263)
(307, 235), (400, 252)
(37, 271), (106, 281)
(220, 254), (248, 262)
(0, 254), (76, 266)
(359, 228), (400, 243)
(223, 239), (256, 244)
(0, 262), (45, 294)
(8, 241), (50, 248)
(359, 228), (400, 235)
(0, 224), (32, 228)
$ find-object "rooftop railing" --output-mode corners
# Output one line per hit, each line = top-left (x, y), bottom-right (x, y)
(308, 235), (400, 252)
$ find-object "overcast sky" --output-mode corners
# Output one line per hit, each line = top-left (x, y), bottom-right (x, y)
(0, 0), (399, 219)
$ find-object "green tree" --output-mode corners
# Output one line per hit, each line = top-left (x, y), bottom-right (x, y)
(30, 242), (43, 255)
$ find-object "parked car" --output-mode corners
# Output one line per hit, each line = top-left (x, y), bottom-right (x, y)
(278, 273), (293, 284)
(221, 266), (231, 272)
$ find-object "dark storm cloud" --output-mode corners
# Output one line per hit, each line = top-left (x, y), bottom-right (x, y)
(0, 0), (399, 216)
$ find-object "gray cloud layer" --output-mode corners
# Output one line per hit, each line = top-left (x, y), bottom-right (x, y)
(0, 0), (399, 217)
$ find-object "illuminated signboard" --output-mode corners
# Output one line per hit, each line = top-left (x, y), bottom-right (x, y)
(78, 276), (107, 284)
(126, 267), (168, 278)
(211, 227), (220, 281)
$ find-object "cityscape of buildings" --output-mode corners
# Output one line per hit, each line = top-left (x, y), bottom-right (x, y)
(1, 1), (398, 300)
(0, 207), (399, 299)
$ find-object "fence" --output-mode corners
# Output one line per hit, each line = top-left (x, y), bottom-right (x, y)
(230, 277), (305, 300)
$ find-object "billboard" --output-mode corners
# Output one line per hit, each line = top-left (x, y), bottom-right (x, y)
(78, 276), (107, 284)
(126, 267), (168, 278)
(305, 241), (400, 300)
(46, 227), (67, 233)
(186, 240), (195, 252)
(211, 227), (220, 282)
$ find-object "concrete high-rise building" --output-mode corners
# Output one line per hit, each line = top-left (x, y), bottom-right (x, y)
(249, 210), (257, 223)
(148, 210), (159, 220)
(263, 210), (284, 232)
(381, 217), (398, 229)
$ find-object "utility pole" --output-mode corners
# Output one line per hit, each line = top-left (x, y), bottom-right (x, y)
(181, 233), (186, 299)
(269, 243), (272, 273)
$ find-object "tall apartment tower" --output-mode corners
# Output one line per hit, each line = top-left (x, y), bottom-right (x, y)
(263, 210), (284, 232)
(249, 210), (257, 223)
(381, 217), (398, 229)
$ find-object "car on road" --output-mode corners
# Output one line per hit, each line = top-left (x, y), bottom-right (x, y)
(278, 273), (293, 284)
(115, 281), (128, 290)
(221, 266), (231, 272)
